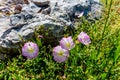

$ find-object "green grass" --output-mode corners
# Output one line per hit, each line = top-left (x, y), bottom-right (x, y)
(0, 0), (120, 80)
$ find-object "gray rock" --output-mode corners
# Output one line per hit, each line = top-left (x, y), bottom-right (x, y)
(22, 3), (41, 13)
(49, 0), (102, 20)
(0, 0), (102, 59)
(31, 0), (49, 7)
(7, 0), (29, 4)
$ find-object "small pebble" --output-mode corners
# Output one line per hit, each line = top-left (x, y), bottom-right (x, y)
(14, 4), (22, 14)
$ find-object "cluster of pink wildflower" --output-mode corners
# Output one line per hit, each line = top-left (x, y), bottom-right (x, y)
(52, 31), (91, 63)
(53, 36), (75, 63)
(21, 32), (91, 62)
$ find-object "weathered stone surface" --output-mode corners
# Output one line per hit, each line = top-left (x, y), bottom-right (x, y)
(7, 0), (29, 5)
(49, 0), (102, 21)
(22, 3), (41, 13)
(31, 0), (49, 7)
(0, 0), (102, 59)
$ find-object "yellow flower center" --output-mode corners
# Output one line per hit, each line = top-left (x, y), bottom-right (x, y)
(28, 46), (34, 54)
(66, 43), (70, 48)
(58, 51), (63, 57)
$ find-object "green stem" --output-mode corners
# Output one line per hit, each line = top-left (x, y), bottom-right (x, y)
(105, 0), (108, 5)
(105, 61), (114, 79)
(97, 0), (113, 56)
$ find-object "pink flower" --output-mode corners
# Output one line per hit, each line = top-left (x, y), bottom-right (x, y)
(78, 32), (91, 45)
(60, 36), (75, 50)
(53, 46), (69, 63)
(38, 35), (43, 38)
(22, 42), (39, 59)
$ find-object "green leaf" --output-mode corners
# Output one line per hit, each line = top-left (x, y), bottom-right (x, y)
(114, 45), (120, 64)
(101, 73), (107, 80)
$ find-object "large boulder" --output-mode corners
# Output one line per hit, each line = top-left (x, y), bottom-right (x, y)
(0, 0), (102, 59)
